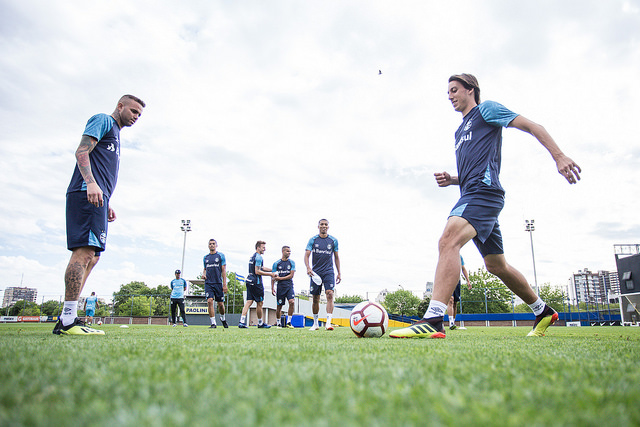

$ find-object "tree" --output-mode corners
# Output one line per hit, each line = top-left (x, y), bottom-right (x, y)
(225, 272), (246, 314)
(9, 300), (40, 316)
(335, 295), (365, 303)
(40, 300), (62, 316)
(514, 283), (567, 313)
(95, 302), (111, 317)
(538, 284), (565, 313)
(460, 267), (512, 313)
(116, 295), (153, 316)
(150, 285), (171, 316)
(416, 297), (431, 317)
(382, 289), (421, 318)
(113, 281), (151, 314)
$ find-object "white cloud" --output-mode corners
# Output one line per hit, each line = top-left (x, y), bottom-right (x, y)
(1, 0), (639, 303)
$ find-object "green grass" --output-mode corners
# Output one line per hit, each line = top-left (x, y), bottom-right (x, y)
(1, 324), (639, 426)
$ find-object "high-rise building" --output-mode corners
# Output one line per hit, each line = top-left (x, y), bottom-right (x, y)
(2, 287), (38, 308)
(569, 269), (619, 304)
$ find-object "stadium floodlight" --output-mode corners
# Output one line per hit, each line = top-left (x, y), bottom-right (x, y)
(525, 219), (539, 295)
(180, 220), (192, 276)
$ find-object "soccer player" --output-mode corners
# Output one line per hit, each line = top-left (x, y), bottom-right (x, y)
(239, 241), (277, 328)
(448, 256), (470, 330)
(53, 95), (145, 336)
(203, 239), (228, 328)
(170, 270), (188, 327)
(391, 73), (581, 339)
(84, 292), (99, 325)
(304, 219), (341, 331)
(271, 246), (296, 328)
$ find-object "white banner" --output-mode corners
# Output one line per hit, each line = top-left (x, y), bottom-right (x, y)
(0, 316), (19, 322)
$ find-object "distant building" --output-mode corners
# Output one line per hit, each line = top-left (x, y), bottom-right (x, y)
(375, 289), (388, 304)
(569, 269), (619, 304)
(423, 281), (434, 299)
(2, 287), (38, 308)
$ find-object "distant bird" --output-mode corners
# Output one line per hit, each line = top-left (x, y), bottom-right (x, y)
(378, 70), (382, 75)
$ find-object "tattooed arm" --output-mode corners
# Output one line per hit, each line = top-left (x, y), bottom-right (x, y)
(75, 135), (103, 207)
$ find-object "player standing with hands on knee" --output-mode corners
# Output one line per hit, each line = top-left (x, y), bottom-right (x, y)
(54, 95), (145, 336)
(391, 74), (581, 339)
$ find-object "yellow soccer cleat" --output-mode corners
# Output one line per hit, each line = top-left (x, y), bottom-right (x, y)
(390, 319), (446, 339)
(527, 306), (558, 337)
(54, 318), (105, 336)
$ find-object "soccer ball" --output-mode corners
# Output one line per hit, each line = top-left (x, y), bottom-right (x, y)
(97, 320), (103, 325)
(350, 301), (388, 338)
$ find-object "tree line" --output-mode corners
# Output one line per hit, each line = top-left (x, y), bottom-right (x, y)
(3, 268), (614, 317)
(337, 267), (599, 318)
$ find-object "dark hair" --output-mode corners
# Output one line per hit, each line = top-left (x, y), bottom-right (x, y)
(318, 218), (329, 225)
(120, 94), (146, 108)
(255, 240), (266, 249)
(448, 74), (480, 104)
(282, 245), (290, 250)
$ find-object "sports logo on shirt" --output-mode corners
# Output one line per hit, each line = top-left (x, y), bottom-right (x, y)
(464, 119), (472, 131)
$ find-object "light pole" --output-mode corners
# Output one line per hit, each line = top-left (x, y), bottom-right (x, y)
(524, 219), (539, 295)
(180, 220), (192, 276)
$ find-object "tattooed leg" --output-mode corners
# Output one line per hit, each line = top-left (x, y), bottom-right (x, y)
(65, 247), (97, 301)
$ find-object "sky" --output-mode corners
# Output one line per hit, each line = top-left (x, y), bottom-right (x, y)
(1, 0), (639, 303)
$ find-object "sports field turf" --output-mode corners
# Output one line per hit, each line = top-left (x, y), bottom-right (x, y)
(1, 323), (639, 426)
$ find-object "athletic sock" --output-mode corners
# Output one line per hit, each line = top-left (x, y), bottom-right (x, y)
(528, 297), (546, 316)
(61, 301), (78, 326)
(210, 317), (216, 325)
(219, 314), (226, 321)
(258, 319), (264, 326)
(240, 315), (246, 324)
(276, 319), (281, 326)
(423, 300), (448, 320)
(450, 317), (455, 326)
(313, 314), (319, 326)
(326, 314), (333, 325)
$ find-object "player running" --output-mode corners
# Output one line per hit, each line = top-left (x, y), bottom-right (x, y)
(391, 73), (580, 339)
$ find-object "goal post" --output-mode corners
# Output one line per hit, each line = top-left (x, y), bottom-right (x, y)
(615, 292), (640, 325)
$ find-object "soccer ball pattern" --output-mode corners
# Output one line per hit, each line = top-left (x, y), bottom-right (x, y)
(350, 301), (388, 338)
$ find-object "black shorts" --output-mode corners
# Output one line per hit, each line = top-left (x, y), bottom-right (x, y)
(205, 283), (225, 302)
(66, 191), (109, 253)
(452, 281), (461, 303)
(449, 190), (505, 257)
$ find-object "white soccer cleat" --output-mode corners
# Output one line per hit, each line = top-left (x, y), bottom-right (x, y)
(325, 324), (334, 331)
(309, 325), (319, 331)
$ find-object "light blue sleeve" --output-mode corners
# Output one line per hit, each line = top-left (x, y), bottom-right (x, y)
(272, 261), (278, 271)
(460, 256), (465, 266)
(83, 114), (115, 141)
(290, 260), (296, 271)
(256, 254), (263, 267)
(203, 255), (207, 269)
(305, 236), (316, 251)
(478, 101), (518, 128)
(331, 236), (339, 252)
(220, 253), (226, 266)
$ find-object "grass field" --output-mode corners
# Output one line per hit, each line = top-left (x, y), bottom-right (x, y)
(1, 323), (639, 427)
